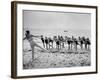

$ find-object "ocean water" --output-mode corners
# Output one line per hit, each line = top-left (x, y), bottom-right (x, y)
(23, 28), (91, 39)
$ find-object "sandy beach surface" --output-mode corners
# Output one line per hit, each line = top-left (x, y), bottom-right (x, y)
(23, 40), (91, 69)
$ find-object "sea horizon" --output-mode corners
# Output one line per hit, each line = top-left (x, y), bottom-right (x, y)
(23, 28), (91, 39)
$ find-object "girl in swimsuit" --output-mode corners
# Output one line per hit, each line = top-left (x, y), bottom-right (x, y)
(45, 37), (49, 50)
(41, 35), (45, 48)
(23, 30), (49, 60)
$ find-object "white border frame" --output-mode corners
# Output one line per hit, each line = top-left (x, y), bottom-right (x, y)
(16, 3), (97, 77)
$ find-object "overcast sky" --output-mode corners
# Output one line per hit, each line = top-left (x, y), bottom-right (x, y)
(23, 10), (91, 31)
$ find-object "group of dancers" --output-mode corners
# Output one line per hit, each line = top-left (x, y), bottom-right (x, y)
(41, 35), (91, 51)
(23, 30), (91, 60)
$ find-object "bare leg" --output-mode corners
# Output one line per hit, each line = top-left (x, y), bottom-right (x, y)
(63, 42), (64, 48)
(76, 45), (77, 51)
(88, 45), (90, 50)
(68, 44), (69, 50)
(43, 43), (45, 48)
(56, 44), (57, 49)
(71, 44), (72, 50)
(49, 43), (50, 49)
(31, 45), (35, 61)
(81, 44), (83, 50)
(35, 43), (50, 53)
(46, 44), (48, 50)
(85, 44), (87, 50)
(59, 42), (61, 49)
(52, 42), (53, 48)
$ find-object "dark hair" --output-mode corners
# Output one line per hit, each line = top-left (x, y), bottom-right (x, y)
(26, 30), (30, 34)
(41, 35), (43, 37)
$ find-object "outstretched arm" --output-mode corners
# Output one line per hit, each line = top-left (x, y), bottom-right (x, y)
(31, 35), (41, 38)
(23, 37), (26, 40)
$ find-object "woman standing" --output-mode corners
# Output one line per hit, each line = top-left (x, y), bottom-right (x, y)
(23, 30), (49, 60)
(41, 35), (45, 48)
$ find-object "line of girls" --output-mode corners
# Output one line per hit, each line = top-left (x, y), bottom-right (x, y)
(41, 35), (91, 51)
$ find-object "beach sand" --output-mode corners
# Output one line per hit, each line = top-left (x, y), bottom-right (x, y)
(23, 40), (91, 69)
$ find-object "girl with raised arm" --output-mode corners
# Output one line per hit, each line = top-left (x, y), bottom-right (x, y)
(23, 30), (49, 60)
